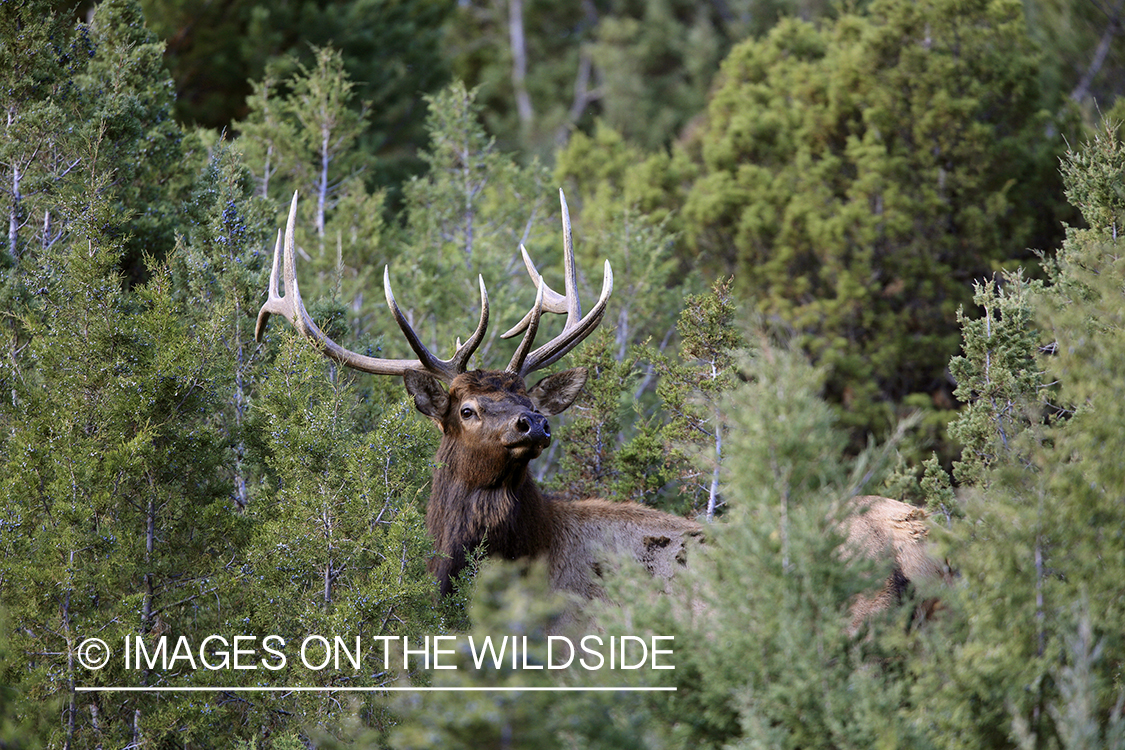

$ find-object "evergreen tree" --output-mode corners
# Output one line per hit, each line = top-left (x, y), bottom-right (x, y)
(554, 124), (699, 355)
(947, 273), (1046, 488)
(79, 0), (200, 283)
(444, 0), (834, 156)
(647, 278), (743, 518)
(142, 0), (455, 182)
(236, 45), (386, 263)
(548, 280), (743, 516)
(1023, 0), (1125, 117)
(236, 45), (395, 409)
(0, 154), (242, 748)
(554, 121), (696, 237)
(682, 0), (1071, 441)
(584, 336), (925, 749)
(0, 0), (89, 265)
(913, 122), (1125, 749)
(236, 333), (440, 739)
(377, 559), (657, 750)
(167, 142), (275, 509)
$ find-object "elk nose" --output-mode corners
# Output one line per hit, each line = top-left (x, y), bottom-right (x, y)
(515, 412), (551, 441)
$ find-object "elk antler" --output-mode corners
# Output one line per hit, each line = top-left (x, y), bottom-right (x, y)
(255, 192), (489, 384)
(504, 189), (613, 377)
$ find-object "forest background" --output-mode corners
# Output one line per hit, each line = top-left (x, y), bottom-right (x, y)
(1, 0), (1125, 747)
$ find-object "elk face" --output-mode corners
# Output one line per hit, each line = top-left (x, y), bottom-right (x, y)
(404, 368), (587, 481)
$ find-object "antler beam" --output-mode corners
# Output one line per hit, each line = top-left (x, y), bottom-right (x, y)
(255, 192), (489, 384)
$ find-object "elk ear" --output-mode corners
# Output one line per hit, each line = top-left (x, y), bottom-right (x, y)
(403, 369), (449, 421)
(528, 367), (588, 416)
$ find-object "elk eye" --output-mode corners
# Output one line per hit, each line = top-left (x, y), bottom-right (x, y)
(460, 406), (475, 420)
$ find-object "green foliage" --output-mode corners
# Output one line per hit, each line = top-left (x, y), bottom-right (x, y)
(720, 338), (850, 516)
(1, 3), (438, 744)
(444, 0), (844, 156)
(0, 173), (242, 747)
(948, 272), (1047, 487)
(548, 330), (671, 505)
(911, 121), (1125, 750)
(239, 333), (440, 737)
(80, 0), (200, 282)
(9, 0), (1125, 745)
(919, 452), (956, 520)
(0, 0), (89, 265)
(586, 336), (926, 750)
(446, 0), (697, 153)
(236, 45), (387, 269)
(682, 0), (1071, 440)
(0, 0), (197, 283)
(549, 279), (744, 516)
(376, 560), (660, 750)
(1024, 124), (1125, 743)
(554, 122), (697, 241)
(236, 45), (397, 409)
(1022, 0), (1125, 119)
(143, 0), (455, 181)
(646, 278), (744, 517)
(0, 607), (47, 749)
(167, 140), (277, 508)
(581, 0), (724, 151)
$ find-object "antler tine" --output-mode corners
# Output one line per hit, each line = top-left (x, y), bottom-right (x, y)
(500, 190), (584, 339)
(256, 191), (492, 383)
(506, 277), (546, 375)
(558, 189), (582, 322)
(499, 245), (569, 339)
(383, 268), (490, 382)
(506, 189), (614, 376)
(518, 260), (612, 374)
(255, 227), (286, 342)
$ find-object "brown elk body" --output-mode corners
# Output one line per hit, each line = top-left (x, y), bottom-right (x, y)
(412, 369), (702, 596)
(255, 191), (940, 622)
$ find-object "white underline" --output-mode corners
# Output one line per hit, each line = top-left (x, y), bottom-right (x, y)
(76, 686), (675, 693)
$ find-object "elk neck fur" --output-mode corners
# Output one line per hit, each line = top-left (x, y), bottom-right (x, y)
(427, 438), (556, 593)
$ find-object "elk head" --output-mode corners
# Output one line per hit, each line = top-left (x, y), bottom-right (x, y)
(406, 368), (587, 483)
(256, 187), (610, 425)
(256, 190), (613, 592)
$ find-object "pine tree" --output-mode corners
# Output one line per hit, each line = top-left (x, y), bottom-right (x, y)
(143, 0), (455, 181)
(912, 121), (1125, 750)
(236, 45), (387, 280)
(0, 160), (242, 748)
(167, 142), (275, 510)
(0, 0), (90, 266)
(948, 272), (1047, 488)
(444, 0), (812, 155)
(237, 333), (440, 738)
(681, 0), (1072, 442)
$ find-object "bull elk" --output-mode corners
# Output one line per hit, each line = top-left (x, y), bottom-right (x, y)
(255, 191), (945, 626)
(255, 191), (702, 598)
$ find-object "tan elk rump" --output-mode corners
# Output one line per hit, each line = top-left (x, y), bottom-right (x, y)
(843, 495), (950, 633)
(255, 191), (943, 623)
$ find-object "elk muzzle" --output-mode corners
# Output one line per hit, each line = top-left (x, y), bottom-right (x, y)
(504, 411), (551, 455)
